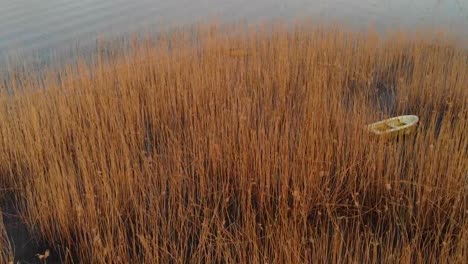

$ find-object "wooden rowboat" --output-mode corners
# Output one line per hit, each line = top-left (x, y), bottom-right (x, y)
(367, 115), (419, 136)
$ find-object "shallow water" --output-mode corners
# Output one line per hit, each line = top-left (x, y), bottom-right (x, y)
(0, 0), (467, 63)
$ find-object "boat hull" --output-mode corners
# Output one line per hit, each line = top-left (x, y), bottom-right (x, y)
(367, 115), (419, 137)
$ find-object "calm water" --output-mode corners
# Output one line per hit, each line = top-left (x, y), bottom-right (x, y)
(0, 0), (467, 62)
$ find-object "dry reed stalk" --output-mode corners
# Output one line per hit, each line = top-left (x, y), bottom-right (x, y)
(0, 208), (14, 263)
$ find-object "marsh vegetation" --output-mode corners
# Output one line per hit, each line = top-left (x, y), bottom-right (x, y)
(0, 24), (466, 263)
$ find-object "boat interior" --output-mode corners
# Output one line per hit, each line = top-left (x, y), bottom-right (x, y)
(385, 118), (407, 128)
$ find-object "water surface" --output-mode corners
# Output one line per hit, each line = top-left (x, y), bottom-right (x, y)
(0, 0), (467, 63)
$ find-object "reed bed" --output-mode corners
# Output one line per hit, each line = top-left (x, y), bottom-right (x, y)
(0, 24), (466, 263)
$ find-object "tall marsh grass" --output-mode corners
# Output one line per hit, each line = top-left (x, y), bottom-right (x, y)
(0, 24), (466, 263)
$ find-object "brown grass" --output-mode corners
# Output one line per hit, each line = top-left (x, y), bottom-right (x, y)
(0, 209), (13, 263)
(0, 24), (467, 263)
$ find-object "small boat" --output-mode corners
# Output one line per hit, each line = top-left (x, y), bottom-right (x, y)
(367, 115), (419, 136)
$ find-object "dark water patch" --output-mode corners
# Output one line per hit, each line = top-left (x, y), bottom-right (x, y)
(1, 192), (77, 263)
(343, 51), (415, 117)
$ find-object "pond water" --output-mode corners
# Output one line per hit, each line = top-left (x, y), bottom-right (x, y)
(0, 0), (467, 63)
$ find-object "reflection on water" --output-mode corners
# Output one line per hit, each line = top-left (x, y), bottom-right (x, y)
(0, 0), (467, 62)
